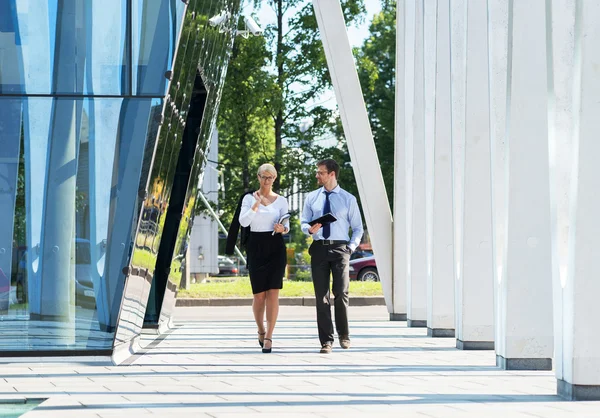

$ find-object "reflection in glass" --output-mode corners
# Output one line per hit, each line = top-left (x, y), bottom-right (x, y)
(0, 0), (241, 354)
(143, 0), (242, 328)
(0, 97), (161, 351)
(1, 0), (128, 95)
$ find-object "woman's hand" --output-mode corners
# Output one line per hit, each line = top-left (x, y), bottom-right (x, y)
(252, 191), (262, 211)
(273, 223), (286, 234)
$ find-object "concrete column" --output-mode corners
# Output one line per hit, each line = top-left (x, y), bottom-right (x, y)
(392, 0), (408, 320)
(403, 0), (416, 323)
(427, 0), (454, 338)
(423, 0), (437, 330)
(455, 0), (494, 350)
(312, 0), (393, 311)
(407, 0), (427, 327)
(423, 0), (436, 283)
(487, 0), (509, 357)
(449, 0), (466, 328)
(547, 0), (576, 384)
(495, 0), (554, 371)
(556, 0), (600, 401)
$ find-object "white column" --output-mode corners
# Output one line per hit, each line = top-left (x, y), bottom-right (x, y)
(423, 0), (436, 286)
(407, 0), (427, 327)
(392, 0), (408, 320)
(547, 0), (576, 384)
(404, 0), (416, 322)
(449, 0), (466, 335)
(455, 0), (494, 350)
(312, 0), (394, 311)
(557, 0), (600, 401)
(496, 0), (554, 371)
(487, 0), (509, 358)
(427, 0), (454, 338)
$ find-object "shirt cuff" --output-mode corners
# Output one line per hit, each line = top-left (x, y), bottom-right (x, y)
(300, 224), (310, 235)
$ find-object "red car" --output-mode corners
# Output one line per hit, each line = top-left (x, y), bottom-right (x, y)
(349, 256), (379, 281)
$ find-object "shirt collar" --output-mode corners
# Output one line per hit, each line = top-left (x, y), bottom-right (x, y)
(320, 185), (341, 195)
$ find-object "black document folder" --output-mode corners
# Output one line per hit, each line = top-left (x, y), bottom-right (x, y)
(308, 212), (337, 226)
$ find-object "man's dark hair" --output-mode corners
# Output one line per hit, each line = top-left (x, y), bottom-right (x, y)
(317, 159), (340, 179)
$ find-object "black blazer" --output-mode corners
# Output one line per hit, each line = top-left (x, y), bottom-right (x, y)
(225, 190), (254, 255)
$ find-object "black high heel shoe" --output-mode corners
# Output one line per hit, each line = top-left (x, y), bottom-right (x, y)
(262, 338), (272, 353)
(258, 332), (266, 348)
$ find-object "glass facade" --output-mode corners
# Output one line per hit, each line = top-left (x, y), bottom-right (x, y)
(0, 0), (240, 354)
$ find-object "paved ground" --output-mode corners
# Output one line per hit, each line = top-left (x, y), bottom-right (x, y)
(1, 306), (599, 417)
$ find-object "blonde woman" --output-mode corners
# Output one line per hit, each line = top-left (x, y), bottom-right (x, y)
(239, 164), (289, 353)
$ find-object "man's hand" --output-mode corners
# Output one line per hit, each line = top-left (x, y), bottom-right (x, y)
(308, 223), (322, 235)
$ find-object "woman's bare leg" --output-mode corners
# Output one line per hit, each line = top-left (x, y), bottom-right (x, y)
(253, 292), (267, 343)
(264, 289), (280, 350)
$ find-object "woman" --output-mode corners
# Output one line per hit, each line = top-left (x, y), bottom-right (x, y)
(239, 163), (289, 353)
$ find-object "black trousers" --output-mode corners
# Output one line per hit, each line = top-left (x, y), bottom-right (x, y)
(309, 242), (351, 345)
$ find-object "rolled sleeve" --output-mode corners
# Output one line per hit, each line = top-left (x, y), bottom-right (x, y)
(300, 195), (314, 235)
(347, 196), (364, 251)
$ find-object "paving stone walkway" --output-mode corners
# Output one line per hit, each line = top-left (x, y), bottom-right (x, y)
(1, 306), (598, 417)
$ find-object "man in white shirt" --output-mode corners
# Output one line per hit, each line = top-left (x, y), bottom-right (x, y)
(301, 159), (364, 354)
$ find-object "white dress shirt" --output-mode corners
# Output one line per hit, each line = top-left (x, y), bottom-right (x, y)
(239, 194), (289, 232)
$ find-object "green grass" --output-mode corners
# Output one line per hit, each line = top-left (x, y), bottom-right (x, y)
(177, 277), (383, 298)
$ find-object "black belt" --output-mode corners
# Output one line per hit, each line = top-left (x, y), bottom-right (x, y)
(314, 240), (347, 245)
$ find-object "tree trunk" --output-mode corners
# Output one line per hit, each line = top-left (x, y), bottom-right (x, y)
(274, 0), (284, 192)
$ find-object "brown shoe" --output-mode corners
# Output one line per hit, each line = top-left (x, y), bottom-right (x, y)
(320, 343), (332, 354)
(339, 336), (351, 349)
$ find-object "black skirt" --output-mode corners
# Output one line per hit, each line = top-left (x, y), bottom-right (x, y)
(246, 232), (287, 294)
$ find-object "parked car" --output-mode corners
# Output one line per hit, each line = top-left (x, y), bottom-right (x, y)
(349, 255), (379, 281)
(217, 256), (239, 276)
(350, 250), (373, 260)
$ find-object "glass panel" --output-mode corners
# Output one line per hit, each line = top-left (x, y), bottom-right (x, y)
(1, 0), (127, 95)
(132, 0), (186, 96)
(0, 0), (242, 354)
(0, 99), (22, 316)
(0, 97), (160, 351)
(142, 0), (243, 326)
(112, 98), (165, 348)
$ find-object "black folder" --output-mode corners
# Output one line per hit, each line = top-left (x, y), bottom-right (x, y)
(308, 212), (338, 226)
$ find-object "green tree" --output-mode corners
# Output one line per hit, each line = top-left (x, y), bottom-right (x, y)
(264, 0), (366, 192)
(356, 1), (396, 204)
(217, 24), (278, 227)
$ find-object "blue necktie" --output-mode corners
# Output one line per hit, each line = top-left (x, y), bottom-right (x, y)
(323, 191), (332, 239)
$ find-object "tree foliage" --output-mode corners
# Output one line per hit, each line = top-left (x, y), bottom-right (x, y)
(216, 28), (277, 227)
(267, 0), (366, 191)
(217, 1), (366, 226)
(356, 1), (396, 205)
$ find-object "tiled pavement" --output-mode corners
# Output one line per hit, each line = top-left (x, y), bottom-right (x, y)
(1, 305), (599, 417)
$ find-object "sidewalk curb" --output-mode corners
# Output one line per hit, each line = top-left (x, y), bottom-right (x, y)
(175, 296), (385, 307)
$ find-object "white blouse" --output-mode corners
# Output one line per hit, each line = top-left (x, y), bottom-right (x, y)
(239, 194), (289, 232)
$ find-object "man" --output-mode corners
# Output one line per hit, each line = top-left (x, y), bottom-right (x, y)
(301, 159), (364, 354)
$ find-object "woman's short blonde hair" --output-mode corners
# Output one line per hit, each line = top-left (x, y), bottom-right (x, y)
(257, 163), (277, 177)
